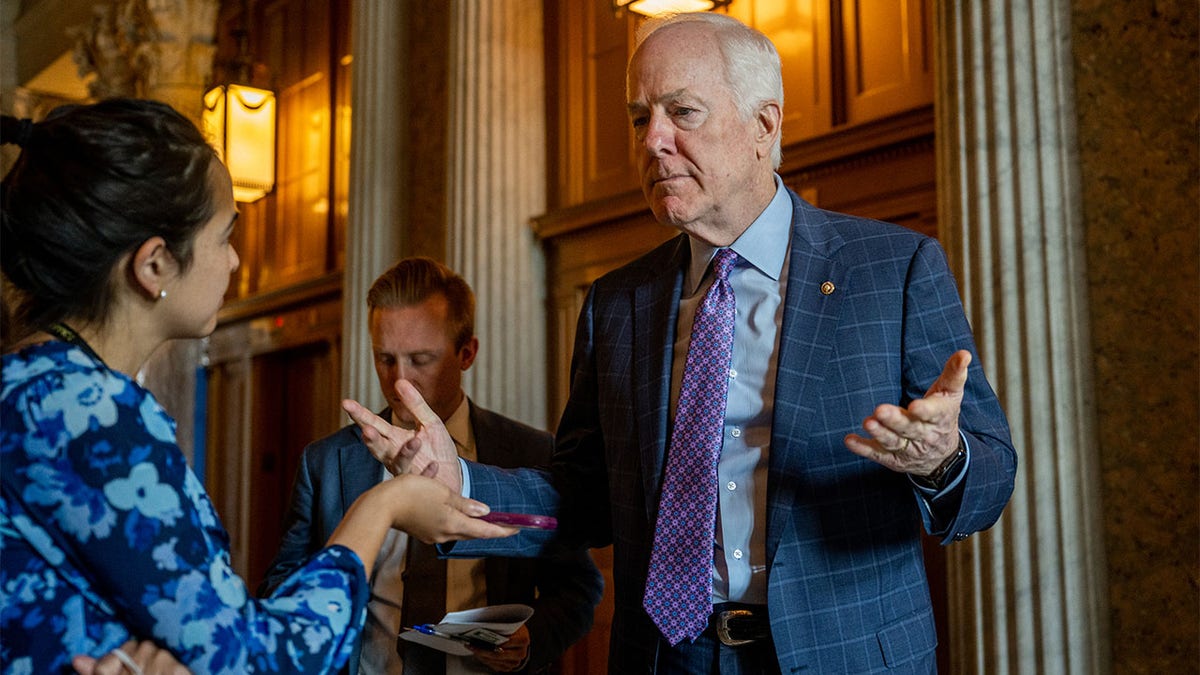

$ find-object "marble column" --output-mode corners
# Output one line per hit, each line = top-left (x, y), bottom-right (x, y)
(142, 0), (220, 119)
(936, 1), (1110, 673)
(444, 0), (548, 429)
(342, 0), (406, 410)
(66, 0), (219, 463)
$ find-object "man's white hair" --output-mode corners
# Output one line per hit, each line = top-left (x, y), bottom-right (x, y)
(633, 12), (784, 168)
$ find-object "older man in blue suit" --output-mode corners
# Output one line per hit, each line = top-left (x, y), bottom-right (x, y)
(350, 12), (1016, 675)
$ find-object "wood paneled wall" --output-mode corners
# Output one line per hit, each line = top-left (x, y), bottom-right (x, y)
(204, 0), (351, 591)
(212, 0), (351, 302)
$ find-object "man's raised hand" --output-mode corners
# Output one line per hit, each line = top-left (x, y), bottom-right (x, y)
(342, 379), (464, 492)
(844, 349), (971, 477)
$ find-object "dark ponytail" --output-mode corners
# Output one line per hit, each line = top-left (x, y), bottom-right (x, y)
(1, 98), (219, 344)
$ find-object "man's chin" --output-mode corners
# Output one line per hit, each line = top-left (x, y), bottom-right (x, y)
(650, 201), (690, 228)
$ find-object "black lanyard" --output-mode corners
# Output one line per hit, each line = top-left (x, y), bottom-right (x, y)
(45, 322), (105, 366)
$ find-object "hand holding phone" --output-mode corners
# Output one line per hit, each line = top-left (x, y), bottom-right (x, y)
(478, 511), (557, 530)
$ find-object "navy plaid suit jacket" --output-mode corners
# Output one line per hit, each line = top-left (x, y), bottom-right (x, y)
(453, 190), (1017, 674)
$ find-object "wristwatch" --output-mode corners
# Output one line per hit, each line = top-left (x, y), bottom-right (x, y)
(911, 438), (967, 491)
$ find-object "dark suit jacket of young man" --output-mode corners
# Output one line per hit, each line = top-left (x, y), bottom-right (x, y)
(448, 190), (1018, 674)
(259, 401), (603, 675)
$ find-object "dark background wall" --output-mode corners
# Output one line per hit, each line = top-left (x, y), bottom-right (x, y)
(1072, 1), (1198, 672)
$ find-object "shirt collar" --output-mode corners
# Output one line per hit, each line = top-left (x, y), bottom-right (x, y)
(443, 394), (472, 453)
(685, 174), (791, 293)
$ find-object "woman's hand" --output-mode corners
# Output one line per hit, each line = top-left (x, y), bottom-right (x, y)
(328, 472), (515, 573)
(378, 473), (515, 545)
(73, 639), (190, 675)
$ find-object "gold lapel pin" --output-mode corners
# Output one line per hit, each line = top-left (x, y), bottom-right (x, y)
(820, 281), (835, 296)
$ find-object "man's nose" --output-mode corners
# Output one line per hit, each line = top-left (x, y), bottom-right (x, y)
(642, 115), (674, 157)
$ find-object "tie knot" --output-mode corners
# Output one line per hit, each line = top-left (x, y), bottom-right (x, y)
(712, 248), (738, 282)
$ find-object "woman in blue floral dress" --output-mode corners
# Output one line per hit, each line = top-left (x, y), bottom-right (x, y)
(0, 100), (511, 674)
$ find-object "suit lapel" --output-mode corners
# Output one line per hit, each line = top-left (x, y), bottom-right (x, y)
(635, 236), (688, 521)
(469, 402), (495, 464)
(766, 193), (847, 561)
(339, 412), (388, 513)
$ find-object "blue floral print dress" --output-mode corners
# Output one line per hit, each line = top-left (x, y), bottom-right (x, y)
(1, 341), (370, 673)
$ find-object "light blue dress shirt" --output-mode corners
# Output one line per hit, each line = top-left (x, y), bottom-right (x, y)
(671, 175), (793, 605)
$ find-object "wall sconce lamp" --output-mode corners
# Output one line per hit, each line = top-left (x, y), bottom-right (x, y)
(202, 22), (275, 203)
(612, 0), (731, 18)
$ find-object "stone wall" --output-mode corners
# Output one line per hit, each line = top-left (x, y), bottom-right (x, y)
(1072, 1), (1199, 671)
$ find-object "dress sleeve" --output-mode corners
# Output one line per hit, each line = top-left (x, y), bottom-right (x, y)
(42, 367), (369, 674)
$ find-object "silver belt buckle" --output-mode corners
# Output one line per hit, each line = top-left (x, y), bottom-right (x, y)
(716, 609), (756, 646)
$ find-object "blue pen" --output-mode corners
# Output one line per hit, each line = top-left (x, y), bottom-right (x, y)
(407, 624), (505, 652)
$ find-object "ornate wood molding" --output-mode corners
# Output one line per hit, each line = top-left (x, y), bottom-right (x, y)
(215, 270), (341, 325)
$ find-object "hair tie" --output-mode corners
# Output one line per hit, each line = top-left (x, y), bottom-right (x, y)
(0, 116), (34, 148)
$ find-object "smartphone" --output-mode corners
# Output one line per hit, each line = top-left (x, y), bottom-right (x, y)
(478, 511), (558, 530)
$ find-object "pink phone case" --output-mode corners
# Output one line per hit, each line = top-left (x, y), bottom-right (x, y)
(479, 511), (558, 530)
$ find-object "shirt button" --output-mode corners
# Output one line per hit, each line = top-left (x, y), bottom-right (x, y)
(733, 549), (743, 560)
(730, 428), (741, 438)
(726, 481), (736, 491)
(729, 368), (737, 378)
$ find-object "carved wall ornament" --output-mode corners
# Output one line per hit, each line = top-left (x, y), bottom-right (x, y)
(69, 0), (219, 120)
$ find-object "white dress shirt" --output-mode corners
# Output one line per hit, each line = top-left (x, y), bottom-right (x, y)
(360, 396), (488, 675)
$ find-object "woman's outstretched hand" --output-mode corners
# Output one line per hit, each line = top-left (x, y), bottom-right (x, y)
(379, 473), (516, 545)
(328, 471), (515, 574)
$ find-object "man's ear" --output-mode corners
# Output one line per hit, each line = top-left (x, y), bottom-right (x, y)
(458, 336), (480, 371)
(755, 100), (782, 159)
(129, 236), (179, 301)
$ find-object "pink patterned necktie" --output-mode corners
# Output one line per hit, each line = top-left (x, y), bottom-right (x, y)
(643, 247), (739, 645)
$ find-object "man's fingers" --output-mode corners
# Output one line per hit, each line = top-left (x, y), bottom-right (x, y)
(346, 400), (418, 473)
(844, 432), (900, 468)
(395, 380), (442, 429)
(342, 399), (394, 436)
(427, 509), (516, 544)
(844, 350), (974, 475)
(907, 350), (971, 426)
(926, 349), (971, 398)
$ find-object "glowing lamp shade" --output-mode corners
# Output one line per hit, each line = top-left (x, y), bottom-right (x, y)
(612, 0), (730, 17)
(202, 83), (276, 203)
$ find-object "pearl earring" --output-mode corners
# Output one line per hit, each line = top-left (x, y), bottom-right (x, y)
(158, 290), (167, 300)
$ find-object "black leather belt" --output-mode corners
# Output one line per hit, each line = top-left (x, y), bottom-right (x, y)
(704, 603), (771, 646)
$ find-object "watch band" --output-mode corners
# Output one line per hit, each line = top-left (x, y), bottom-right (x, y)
(912, 438), (967, 491)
